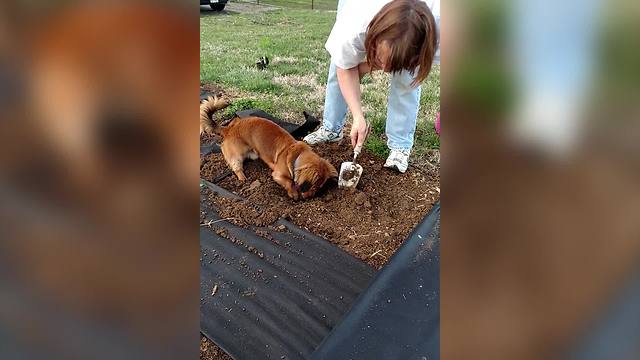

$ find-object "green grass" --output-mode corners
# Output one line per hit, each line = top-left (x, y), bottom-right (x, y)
(239, 0), (338, 11)
(201, 7), (440, 158)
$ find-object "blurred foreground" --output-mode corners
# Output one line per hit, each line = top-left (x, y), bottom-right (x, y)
(442, 0), (640, 358)
(0, 2), (200, 359)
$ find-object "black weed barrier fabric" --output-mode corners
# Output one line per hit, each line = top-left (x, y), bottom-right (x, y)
(310, 203), (440, 360)
(200, 181), (376, 360)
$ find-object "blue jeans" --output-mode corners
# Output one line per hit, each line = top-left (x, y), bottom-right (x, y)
(321, 63), (421, 152)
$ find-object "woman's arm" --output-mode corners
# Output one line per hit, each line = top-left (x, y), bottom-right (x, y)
(336, 66), (364, 120)
(336, 66), (369, 148)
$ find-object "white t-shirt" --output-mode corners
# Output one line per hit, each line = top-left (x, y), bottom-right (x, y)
(325, 0), (440, 70)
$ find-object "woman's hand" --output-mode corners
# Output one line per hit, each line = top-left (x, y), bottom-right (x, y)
(350, 115), (370, 149)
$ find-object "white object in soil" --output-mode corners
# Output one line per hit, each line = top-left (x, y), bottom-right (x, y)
(338, 162), (363, 189)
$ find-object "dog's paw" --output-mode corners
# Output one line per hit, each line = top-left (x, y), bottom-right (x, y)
(287, 190), (300, 201)
(232, 171), (247, 182)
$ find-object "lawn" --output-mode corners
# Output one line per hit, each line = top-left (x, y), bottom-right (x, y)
(238, 0), (338, 11)
(200, 6), (440, 158)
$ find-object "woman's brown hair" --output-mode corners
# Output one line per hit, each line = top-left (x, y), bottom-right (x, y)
(365, 0), (438, 86)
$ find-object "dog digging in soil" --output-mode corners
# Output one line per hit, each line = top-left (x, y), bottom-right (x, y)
(201, 96), (338, 200)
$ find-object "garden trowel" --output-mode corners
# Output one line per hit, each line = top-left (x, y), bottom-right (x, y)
(338, 144), (363, 189)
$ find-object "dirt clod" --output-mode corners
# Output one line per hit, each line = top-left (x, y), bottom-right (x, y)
(341, 167), (357, 181)
(255, 229), (272, 240)
(248, 180), (261, 191)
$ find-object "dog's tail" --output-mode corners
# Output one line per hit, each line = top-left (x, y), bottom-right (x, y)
(200, 95), (230, 135)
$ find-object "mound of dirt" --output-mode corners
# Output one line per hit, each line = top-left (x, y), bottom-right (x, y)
(202, 140), (440, 270)
(200, 150), (230, 182)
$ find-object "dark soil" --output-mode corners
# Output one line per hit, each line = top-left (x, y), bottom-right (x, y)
(200, 336), (233, 360)
(200, 149), (229, 181)
(341, 166), (357, 181)
(200, 83), (225, 97)
(202, 139), (440, 270)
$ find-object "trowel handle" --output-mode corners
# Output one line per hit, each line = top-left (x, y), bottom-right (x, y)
(353, 144), (363, 160)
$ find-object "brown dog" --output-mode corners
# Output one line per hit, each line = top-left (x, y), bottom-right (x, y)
(201, 96), (338, 200)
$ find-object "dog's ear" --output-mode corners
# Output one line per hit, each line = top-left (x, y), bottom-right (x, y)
(327, 161), (339, 178)
(287, 156), (296, 179)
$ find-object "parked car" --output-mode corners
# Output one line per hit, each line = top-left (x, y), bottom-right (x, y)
(200, 0), (228, 11)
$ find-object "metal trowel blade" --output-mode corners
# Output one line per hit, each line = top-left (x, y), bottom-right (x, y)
(338, 162), (363, 189)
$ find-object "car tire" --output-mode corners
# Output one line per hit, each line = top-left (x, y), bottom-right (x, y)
(210, 3), (226, 11)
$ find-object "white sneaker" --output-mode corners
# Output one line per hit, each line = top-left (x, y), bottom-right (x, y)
(384, 149), (410, 173)
(303, 126), (343, 145)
